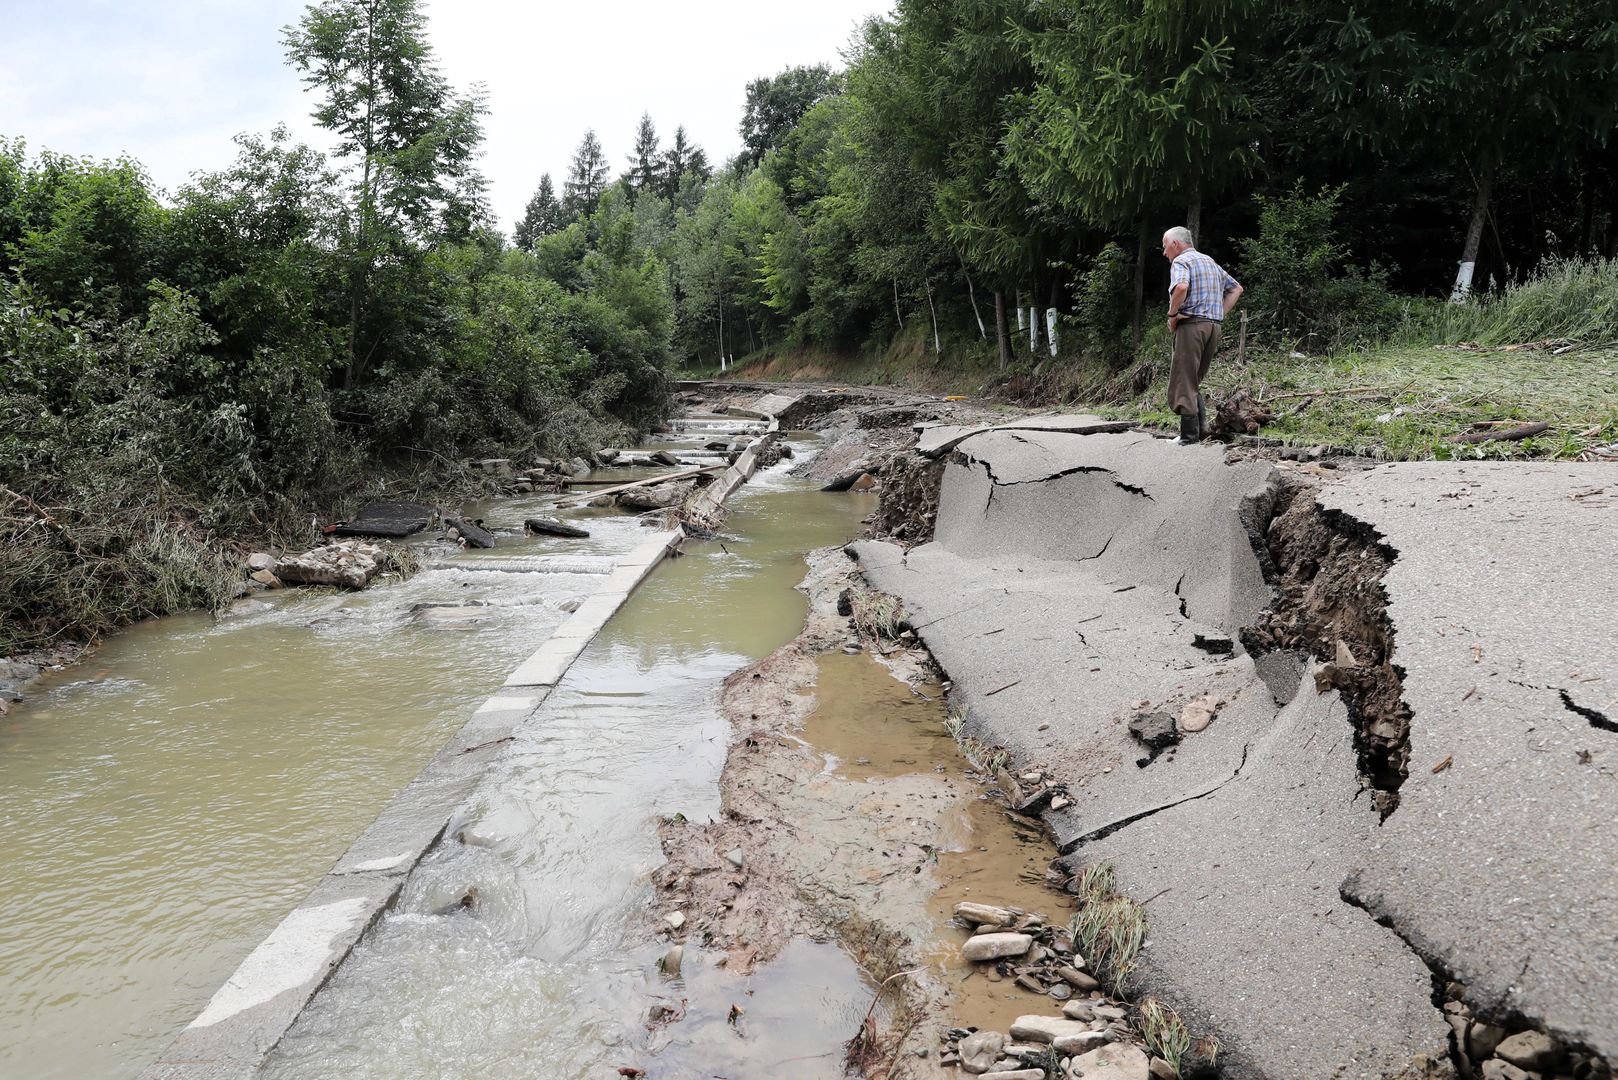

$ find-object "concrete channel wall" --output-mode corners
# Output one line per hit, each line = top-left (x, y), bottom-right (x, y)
(140, 398), (794, 1080)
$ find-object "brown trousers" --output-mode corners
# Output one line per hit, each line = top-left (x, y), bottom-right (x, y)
(1169, 317), (1222, 416)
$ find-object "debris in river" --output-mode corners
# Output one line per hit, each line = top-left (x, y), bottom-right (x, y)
(524, 516), (590, 538)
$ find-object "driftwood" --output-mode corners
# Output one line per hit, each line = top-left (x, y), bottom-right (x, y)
(1262, 385), (1381, 403)
(551, 465), (724, 508)
(1450, 421), (1551, 445)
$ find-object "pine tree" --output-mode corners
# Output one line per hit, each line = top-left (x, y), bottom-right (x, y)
(562, 129), (611, 218)
(514, 173), (563, 250)
(658, 126), (709, 199)
(626, 113), (662, 197)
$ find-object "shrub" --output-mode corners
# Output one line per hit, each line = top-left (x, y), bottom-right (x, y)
(1398, 256), (1618, 347)
(1236, 185), (1398, 353)
(1068, 242), (1136, 367)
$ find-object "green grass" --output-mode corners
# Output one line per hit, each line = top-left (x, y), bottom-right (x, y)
(1096, 340), (1618, 460)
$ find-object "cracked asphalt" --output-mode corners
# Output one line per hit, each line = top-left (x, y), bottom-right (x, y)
(855, 421), (1618, 1076)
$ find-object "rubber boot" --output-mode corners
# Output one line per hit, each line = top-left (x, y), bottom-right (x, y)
(1196, 392), (1207, 438)
(1175, 412), (1201, 445)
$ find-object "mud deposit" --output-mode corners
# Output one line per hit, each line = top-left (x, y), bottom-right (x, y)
(655, 548), (1068, 1077)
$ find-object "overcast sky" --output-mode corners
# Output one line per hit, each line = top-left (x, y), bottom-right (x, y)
(3, 0), (892, 232)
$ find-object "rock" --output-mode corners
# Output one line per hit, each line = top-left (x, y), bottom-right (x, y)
(650, 450), (681, 468)
(962, 933), (1033, 962)
(1053, 1031), (1109, 1054)
(849, 472), (877, 491)
(514, 481), (534, 494)
(955, 902), (1016, 926)
(1496, 1032), (1564, 1072)
(659, 944), (684, 976)
(525, 517), (590, 538)
(1177, 694), (1218, 734)
(1469, 1023), (1510, 1061)
(246, 552), (275, 572)
(1051, 796), (1072, 811)
(1091, 1005), (1126, 1021)
(274, 541), (387, 590)
(663, 911), (685, 931)
(566, 456), (591, 476)
(445, 517), (495, 549)
(822, 466), (872, 492)
(1048, 983), (1073, 1001)
(1062, 1001), (1095, 1021)
(959, 1031), (1007, 1074)
(1066, 1042), (1151, 1080)
(1008, 1015), (1093, 1044)
(596, 448), (619, 463)
(1014, 974), (1046, 994)
(588, 496), (613, 508)
(980, 1071), (1044, 1080)
(1149, 1058), (1177, 1080)
(249, 569), (283, 588)
(1482, 1062), (1536, 1080)
(1055, 965), (1099, 992)
(618, 481), (693, 510)
(724, 848), (745, 869)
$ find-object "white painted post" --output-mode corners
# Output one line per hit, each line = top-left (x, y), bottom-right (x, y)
(1450, 261), (1477, 303)
(1046, 309), (1059, 357)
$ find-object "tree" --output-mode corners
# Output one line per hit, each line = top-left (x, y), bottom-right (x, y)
(562, 129), (611, 219)
(658, 126), (710, 201)
(283, 0), (487, 388)
(514, 173), (563, 251)
(626, 113), (662, 197)
(739, 65), (842, 169)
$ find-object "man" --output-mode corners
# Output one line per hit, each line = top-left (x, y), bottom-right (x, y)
(1162, 227), (1243, 444)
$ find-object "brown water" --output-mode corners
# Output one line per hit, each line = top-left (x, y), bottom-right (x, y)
(264, 467), (881, 1078)
(798, 651), (1071, 1033)
(0, 433), (834, 1079)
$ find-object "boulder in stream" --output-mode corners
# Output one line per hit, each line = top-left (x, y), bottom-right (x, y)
(274, 540), (388, 589)
(525, 516), (590, 538)
(618, 481), (693, 510)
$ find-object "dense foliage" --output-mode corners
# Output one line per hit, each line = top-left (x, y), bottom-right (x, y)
(5, 0), (1616, 649)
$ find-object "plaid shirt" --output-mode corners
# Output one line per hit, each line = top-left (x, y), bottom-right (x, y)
(1169, 249), (1240, 321)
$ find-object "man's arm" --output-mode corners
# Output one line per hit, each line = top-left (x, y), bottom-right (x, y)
(1168, 281), (1189, 326)
(1222, 283), (1243, 316)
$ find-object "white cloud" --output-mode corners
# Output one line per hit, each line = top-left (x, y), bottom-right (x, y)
(5, 0), (891, 227)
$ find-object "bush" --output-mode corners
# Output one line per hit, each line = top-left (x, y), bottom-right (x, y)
(1236, 185), (1398, 353)
(1068, 242), (1136, 367)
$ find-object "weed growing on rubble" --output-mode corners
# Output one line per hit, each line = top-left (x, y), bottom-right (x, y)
(1139, 997), (1192, 1075)
(1067, 861), (1147, 994)
(848, 585), (904, 641)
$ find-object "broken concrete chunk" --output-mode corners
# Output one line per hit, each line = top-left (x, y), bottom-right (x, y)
(961, 933), (1032, 962)
(445, 517), (495, 549)
(525, 517), (590, 538)
(663, 911), (685, 931)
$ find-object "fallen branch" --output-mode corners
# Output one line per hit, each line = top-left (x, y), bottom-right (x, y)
(550, 465), (724, 507)
(1261, 385), (1381, 404)
(1449, 421), (1551, 445)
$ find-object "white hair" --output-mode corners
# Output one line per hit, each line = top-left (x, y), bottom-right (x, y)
(1163, 226), (1195, 247)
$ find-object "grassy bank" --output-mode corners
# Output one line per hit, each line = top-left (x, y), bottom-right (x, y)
(690, 260), (1618, 462)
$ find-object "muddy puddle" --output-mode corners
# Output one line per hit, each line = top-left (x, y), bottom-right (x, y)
(796, 651), (1071, 1035)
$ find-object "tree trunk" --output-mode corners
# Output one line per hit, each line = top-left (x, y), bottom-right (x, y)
(958, 250), (987, 339)
(1132, 218), (1149, 347)
(1187, 180), (1203, 247)
(1030, 277), (1044, 356)
(994, 290), (1012, 370)
(893, 278), (904, 328)
(1452, 155), (1497, 302)
(925, 278), (941, 355)
(1578, 165), (1596, 255)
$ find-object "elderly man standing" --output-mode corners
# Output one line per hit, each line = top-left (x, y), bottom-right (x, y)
(1162, 227), (1243, 444)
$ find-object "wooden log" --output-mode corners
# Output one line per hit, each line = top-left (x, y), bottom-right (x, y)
(549, 465), (724, 508)
(1450, 421), (1550, 444)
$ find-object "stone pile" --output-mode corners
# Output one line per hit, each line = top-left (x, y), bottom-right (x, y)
(271, 541), (390, 590)
(1442, 998), (1611, 1080)
(940, 902), (1169, 1080)
(471, 455), (595, 494)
